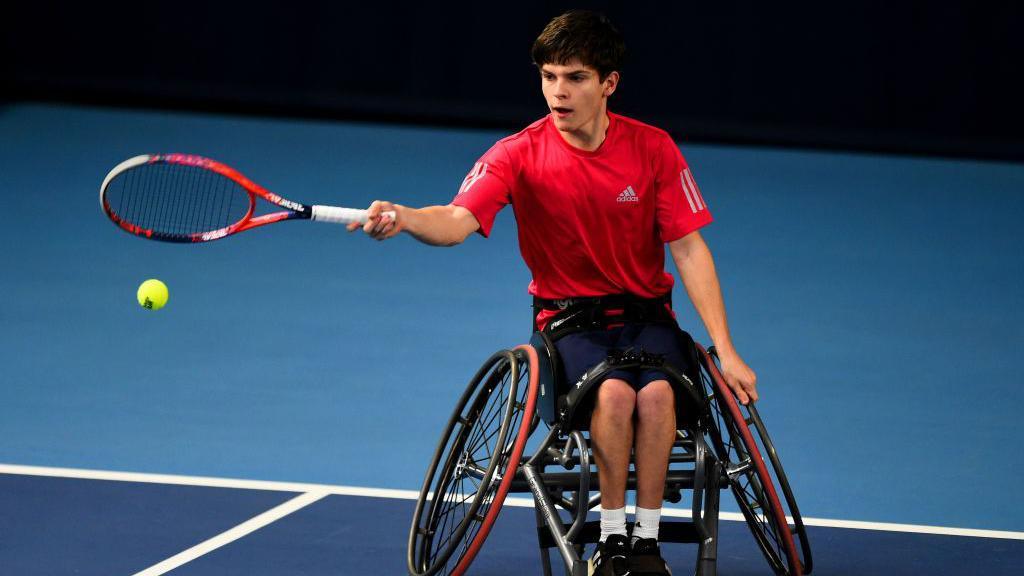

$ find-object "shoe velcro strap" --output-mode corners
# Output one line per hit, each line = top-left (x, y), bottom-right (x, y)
(594, 555), (629, 576)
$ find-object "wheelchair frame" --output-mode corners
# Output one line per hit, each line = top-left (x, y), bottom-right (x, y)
(407, 335), (812, 576)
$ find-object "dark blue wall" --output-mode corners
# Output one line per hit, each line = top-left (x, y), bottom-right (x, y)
(5, 1), (1023, 160)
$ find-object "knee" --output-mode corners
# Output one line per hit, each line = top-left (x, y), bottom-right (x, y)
(636, 380), (675, 420)
(594, 379), (636, 420)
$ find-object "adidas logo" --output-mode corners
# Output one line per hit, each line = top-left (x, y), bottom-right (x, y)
(616, 186), (639, 203)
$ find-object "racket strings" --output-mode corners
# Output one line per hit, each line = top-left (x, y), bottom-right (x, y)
(105, 163), (252, 238)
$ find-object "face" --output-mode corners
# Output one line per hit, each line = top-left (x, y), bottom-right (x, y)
(540, 60), (619, 134)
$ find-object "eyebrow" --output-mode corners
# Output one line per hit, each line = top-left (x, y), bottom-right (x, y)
(541, 68), (590, 76)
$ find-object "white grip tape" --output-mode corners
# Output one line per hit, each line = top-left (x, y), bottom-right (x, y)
(311, 205), (396, 225)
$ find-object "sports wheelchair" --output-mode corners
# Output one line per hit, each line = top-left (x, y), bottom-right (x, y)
(407, 328), (812, 576)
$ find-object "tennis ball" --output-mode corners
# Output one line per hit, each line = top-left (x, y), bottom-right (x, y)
(137, 279), (169, 310)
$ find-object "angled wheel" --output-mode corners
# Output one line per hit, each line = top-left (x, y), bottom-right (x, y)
(697, 343), (813, 576)
(408, 345), (539, 576)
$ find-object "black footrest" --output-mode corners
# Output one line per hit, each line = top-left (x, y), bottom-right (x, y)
(536, 520), (703, 548)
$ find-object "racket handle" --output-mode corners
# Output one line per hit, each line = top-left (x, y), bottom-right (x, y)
(310, 205), (397, 225)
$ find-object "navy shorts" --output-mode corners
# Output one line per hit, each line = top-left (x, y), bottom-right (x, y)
(554, 322), (692, 390)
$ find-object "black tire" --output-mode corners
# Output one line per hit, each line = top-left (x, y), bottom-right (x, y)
(407, 347), (538, 576)
(746, 402), (813, 574)
(697, 344), (811, 575)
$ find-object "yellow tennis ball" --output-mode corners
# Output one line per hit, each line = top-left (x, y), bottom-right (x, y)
(137, 279), (169, 310)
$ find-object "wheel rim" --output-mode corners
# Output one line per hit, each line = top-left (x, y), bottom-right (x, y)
(697, 344), (806, 576)
(452, 345), (539, 575)
(746, 403), (813, 574)
(408, 347), (537, 576)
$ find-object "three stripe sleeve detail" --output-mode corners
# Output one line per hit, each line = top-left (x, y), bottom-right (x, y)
(680, 168), (707, 213)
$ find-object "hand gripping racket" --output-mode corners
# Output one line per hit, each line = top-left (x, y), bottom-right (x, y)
(100, 154), (393, 242)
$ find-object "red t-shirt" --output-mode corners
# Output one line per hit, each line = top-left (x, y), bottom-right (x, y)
(453, 111), (711, 302)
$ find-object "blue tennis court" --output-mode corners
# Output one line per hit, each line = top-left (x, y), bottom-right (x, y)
(1, 102), (1023, 574)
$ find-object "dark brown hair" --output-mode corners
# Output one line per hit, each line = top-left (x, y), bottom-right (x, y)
(531, 10), (625, 81)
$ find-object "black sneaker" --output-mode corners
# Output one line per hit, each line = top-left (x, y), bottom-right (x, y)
(629, 537), (672, 575)
(589, 534), (631, 575)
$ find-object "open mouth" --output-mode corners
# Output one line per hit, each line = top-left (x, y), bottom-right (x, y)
(552, 106), (573, 117)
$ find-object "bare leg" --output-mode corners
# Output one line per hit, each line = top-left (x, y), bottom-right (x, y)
(634, 380), (676, 509)
(590, 378), (636, 510)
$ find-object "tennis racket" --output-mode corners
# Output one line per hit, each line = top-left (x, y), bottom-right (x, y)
(100, 153), (393, 242)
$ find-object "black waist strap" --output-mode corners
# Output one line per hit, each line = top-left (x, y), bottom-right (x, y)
(533, 293), (675, 340)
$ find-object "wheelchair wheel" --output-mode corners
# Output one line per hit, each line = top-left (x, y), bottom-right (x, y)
(696, 344), (812, 576)
(408, 345), (539, 576)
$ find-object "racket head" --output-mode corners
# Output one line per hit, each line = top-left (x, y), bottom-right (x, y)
(100, 154), (304, 243)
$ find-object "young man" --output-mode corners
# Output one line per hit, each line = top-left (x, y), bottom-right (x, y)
(350, 10), (758, 576)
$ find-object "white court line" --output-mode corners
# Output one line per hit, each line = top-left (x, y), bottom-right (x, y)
(0, 463), (419, 500)
(132, 491), (327, 576)
(3, 462), (1023, 541)
(502, 498), (1024, 540)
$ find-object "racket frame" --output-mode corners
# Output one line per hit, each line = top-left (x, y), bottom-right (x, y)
(100, 153), (374, 243)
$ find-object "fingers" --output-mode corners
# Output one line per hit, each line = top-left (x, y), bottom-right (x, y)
(745, 377), (759, 404)
(372, 214), (398, 240)
(728, 376), (751, 405)
(362, 200), (386, 234)
(353, 201), (401, 240)
(720, 354), (757, 405)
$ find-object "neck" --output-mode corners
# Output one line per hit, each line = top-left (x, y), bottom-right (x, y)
(560, 108), (610, 152)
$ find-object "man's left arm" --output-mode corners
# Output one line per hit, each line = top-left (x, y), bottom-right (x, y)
(668, 230), (759, 404)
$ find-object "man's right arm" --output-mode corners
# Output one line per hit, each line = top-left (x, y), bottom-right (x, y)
(347, 200), (480, 246)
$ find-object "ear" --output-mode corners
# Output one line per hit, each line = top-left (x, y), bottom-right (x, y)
(602, 71), (620, 98)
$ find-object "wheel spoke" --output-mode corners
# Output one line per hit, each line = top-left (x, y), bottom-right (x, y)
(697, 349), (805, 575)
(465, 369), (512, 455)
(409, 348), (537, 576)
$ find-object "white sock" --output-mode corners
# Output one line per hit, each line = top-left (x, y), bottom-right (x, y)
(599, 506), (628, 542)
(633, 506), (662, 541)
